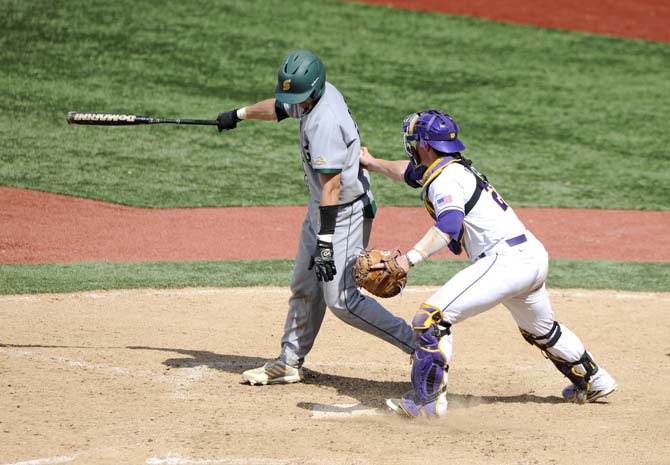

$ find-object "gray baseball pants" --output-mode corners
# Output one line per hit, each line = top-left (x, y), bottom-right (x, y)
(279, 198), (415, 368)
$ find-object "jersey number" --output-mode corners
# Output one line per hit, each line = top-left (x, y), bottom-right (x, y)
(486, 185), (509, 211)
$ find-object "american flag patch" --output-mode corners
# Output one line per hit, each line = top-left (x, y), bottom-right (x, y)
(436, 195), (453, 207)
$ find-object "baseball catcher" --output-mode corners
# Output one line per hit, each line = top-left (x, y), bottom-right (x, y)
(353, 248), (407, 298)
(360, 109), (618, 418)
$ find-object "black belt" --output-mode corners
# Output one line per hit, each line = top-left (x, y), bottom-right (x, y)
(338, 192), (368, 209)
(478, 234), (527, 259)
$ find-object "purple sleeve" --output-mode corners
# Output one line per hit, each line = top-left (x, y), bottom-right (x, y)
(435, 210), (465, 255)
(435, 209), (466, 255)
(435, 209), (464, 240)
(404, 162), (426, 188)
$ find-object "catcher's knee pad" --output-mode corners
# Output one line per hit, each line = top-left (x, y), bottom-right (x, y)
(520, 322), (598, 390)
(411, 304), (451, 403)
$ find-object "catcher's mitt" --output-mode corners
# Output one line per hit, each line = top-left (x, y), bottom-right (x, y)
(353, 248), (407, 298)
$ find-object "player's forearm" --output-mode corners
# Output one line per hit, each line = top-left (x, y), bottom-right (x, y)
(405, 226), (451, 267)
(239, 99), (279, 121)
(318, 172), (341, 240)
(376, 159), (409, 182)
(362, 155), (407, 183)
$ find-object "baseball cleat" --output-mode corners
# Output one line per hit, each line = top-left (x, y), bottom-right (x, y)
(385, 390), (448, 418)
(562, 383), (618, 404)
(241, 359), (303, 386)
(386, 398), (414, 417)
(562, 368), (618, 404)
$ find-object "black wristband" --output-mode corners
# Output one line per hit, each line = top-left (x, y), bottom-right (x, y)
(318, 205), (338, 235)
(275, 100), (289, 122)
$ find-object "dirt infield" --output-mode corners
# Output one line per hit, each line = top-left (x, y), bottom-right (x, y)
(2, 287), (669, 465)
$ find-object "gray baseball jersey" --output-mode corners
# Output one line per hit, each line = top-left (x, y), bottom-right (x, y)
(283, 82), (373, 206)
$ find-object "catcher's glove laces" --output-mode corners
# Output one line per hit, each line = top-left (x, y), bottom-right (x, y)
(353, 248), (407, 298)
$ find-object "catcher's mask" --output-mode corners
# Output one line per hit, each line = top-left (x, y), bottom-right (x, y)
(275, 50), (326, 105)
(403, 109), (465, 166)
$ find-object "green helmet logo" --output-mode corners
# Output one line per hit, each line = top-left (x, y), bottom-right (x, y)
(275, 50), (326, 105)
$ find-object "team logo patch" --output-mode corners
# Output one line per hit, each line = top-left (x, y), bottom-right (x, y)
(283, 79), (291, 91)
(313, 156), (327, 166)
(436, 195), (453, 207)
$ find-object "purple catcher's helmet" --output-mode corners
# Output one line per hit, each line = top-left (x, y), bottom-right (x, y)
(403, 109), (465, 165)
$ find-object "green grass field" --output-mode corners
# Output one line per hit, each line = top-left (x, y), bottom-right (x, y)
(1, 0), (669, 293)
(2, 259), (668, 294)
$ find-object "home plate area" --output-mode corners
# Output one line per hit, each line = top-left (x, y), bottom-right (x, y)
(1, 287), (667, 465)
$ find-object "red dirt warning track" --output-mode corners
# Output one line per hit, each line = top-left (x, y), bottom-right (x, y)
(351, 0), (670, 42)
(2, 187), (669, 264)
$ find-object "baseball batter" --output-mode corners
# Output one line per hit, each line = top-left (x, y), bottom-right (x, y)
(360, 109), (618, 418)
(215, 50), (414, 385)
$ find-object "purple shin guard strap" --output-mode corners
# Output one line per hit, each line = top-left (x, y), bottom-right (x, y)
(411, 344), (447, 402)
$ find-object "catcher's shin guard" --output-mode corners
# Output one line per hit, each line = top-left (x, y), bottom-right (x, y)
(520, 322), (598, 394)
(396, 304), (451, 417)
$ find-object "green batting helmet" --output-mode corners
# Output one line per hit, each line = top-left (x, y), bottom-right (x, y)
(275, 50), (326, 104)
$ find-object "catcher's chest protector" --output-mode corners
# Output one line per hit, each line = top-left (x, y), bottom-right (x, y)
(421, 157), (488, 219)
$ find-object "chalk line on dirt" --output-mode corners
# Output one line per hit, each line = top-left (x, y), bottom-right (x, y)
(146, 453), (370, 465)
(147, 455), (291, 465)
(1, 456), (76, 465)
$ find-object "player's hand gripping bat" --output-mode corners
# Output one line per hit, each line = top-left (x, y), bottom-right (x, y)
(66, 111), (219, 127)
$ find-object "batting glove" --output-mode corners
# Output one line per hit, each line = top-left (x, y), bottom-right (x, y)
(216, 109), (240, 132)
(309, 239), (337, 282)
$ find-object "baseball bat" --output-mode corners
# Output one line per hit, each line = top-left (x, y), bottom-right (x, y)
(66, 111), (219, 127)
